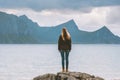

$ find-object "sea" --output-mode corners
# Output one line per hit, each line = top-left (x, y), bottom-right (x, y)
(0, 44), (120, 80)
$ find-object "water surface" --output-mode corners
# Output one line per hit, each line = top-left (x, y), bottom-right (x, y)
(0, 44), (120, 80)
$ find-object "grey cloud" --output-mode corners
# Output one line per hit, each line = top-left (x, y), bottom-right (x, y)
(0, 0), (120, 11)
(0, 0), (60, 10)
(106, 6), (120, 24)
(60, 0), (120, 9)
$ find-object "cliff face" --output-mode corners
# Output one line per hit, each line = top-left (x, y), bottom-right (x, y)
(33, 72), (104, 80)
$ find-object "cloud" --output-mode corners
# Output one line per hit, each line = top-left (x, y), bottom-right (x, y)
(0, 0), (59, 10)
(106, 6), (120, 24)
(0, 0), (120, 11)
(60, 0), (120, 9)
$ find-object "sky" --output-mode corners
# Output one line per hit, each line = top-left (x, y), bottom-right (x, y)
(0, 0), (120, 36)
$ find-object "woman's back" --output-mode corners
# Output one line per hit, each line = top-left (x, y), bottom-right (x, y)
(58, 28), (71, 51)
(58, 35), (71, 51)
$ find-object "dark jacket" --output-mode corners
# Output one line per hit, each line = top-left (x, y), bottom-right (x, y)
(58, 35), (72, 51)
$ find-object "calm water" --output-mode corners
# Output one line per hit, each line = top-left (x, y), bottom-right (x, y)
(0, 44), (120, 80)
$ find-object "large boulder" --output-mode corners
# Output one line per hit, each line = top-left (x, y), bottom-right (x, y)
(33, 72), (104, 80)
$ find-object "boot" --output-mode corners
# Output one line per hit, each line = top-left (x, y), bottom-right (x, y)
(66, 68), (68, 72)
(62, 68), (65, 72)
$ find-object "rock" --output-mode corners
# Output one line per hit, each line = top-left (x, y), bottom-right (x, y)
(33, 72), (104, 80)
(33, 73), (56, 80)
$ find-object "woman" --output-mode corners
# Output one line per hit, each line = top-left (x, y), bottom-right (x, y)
(58, 27), (72, 72)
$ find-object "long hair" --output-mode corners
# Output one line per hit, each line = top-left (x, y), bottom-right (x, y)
(61, 27), (71, 41)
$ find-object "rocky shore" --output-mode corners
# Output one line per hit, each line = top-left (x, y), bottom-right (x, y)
(33, 72), (104, 80)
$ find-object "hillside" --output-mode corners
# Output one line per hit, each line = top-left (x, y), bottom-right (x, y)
(0, 11), (120, 44)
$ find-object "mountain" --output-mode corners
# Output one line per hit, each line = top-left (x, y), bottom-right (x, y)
(0, 11), (120, 44)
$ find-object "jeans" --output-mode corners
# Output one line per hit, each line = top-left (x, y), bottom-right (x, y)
(60, 50), (69, 71)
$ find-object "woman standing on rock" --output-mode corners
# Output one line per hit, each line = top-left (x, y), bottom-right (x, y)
(58, 27), (72, 72)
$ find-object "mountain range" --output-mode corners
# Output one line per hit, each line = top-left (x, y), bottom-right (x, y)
(0, 11), (120, 44)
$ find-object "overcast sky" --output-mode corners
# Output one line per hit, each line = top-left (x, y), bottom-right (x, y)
(0, 0), (120, 36)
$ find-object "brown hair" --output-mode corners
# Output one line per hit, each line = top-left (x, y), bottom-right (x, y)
(61, 27), (70, 41)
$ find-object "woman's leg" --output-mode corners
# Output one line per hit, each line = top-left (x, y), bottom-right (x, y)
(65, 51), (69, 72)
(60, 51), (65, 72)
